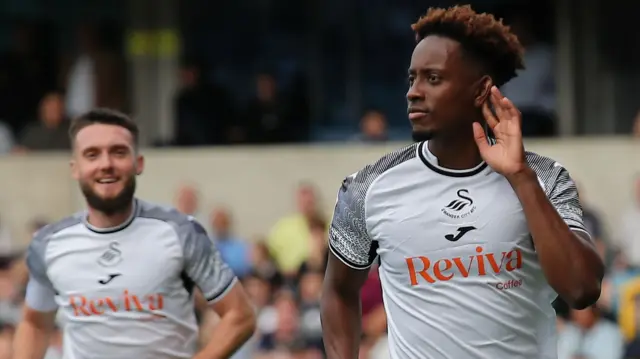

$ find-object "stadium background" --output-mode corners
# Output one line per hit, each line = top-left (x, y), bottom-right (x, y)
(0, 0), (638, 357)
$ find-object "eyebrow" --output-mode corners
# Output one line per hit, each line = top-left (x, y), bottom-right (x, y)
(408, 66), (444, 75)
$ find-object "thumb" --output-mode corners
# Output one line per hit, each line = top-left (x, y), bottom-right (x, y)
(472, 122), (490, 152)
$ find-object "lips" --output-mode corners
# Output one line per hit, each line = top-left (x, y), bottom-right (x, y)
(407, 107), (430, 120)
(408, 112), (429, 120)
(96, 178), (119, 184)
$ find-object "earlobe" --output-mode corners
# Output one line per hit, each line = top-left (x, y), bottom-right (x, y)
(136, 155), (145, 176)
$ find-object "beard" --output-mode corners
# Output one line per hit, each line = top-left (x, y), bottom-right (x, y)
(80, 175), (136, 215)
(411, 129), (435, 142)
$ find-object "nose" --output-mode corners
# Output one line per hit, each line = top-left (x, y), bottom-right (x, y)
(96, 153), (115, 171)
(406, 82), (424, 103)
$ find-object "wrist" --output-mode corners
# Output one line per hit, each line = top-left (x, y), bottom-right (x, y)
(505, 166), (537, 189)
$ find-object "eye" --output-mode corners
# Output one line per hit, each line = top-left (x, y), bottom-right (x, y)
(408, 76), (415, 87)
(428, 74), (441, 84)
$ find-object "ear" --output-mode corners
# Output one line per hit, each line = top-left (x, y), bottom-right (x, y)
(135, 154), (145, 176)
(474, 75), (493, 108)
(70, 159), (79, 180)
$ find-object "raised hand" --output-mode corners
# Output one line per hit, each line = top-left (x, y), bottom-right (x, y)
(472, 86), (527, 177)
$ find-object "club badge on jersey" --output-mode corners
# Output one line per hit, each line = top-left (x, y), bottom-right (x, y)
(98, 241), (122, 267)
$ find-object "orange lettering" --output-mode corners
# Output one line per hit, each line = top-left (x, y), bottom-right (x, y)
(406, 247), (523, 285)
(451, 256), (474, 277)
(147, 294), (164, 310)
(70, 290), (164, 317)
(70, 295), (90, 316)
(433, 259), (453, 281)
(505, 250), (522, 271)
(406, 257), (434, 285)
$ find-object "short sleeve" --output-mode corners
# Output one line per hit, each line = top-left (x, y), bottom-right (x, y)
(178, 219), (237, 303)
(548, 166), (590, 238)
(25, 230), (58, 311)
(328, 173), (378, 270)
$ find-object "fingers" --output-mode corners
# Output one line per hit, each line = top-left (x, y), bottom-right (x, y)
(482, 102), (498, 129)
(472, 122), (490, 153)
(490, 87), (508, 121)
(501, 96), (521, 125)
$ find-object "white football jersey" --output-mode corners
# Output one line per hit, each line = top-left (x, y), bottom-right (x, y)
(329, 141), (589, 359)
(25, 199), (237, 359)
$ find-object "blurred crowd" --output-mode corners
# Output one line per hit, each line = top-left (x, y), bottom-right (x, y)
(0, 176), (637, 359)
(4, 5), (633, 155)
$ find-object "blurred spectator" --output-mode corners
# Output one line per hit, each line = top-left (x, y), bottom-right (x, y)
(174, 184), (204, 221)
(173, 59), (238, 146)
(257, 289), (322, 358)
(267, 183), (325, 276)
(615, 175), (640, 266)
(352, 110), (388, 143)
(557, 306), (624, 359)
(243, 72), (300, 144)
(15, 92), (70, 151)
(60, 23), (126, 118)
(297, 217), (328, 274)
(599, 251), (640, 342)
(501, 10), (556, 137)
(297, 270), (323, 352)
(250, 241), (281, 286)
(210, 207), (252, 278)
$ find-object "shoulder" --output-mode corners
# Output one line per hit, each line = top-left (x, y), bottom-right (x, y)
(31, 214), (83, 248)
(136, 199), (207, 237)
(344, 143), (418, 192)
(137, 200), (194, 226)
(28, 214), (83, 266)
(525, 151), (575, 191)
(525, 151), (565, 173)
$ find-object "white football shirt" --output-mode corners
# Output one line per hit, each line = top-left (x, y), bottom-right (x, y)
(25, 199), (237, 359)
(329, 141), (589, 359)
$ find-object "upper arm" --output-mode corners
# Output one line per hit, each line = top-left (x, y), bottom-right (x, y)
(326, 173), (377, 290)
(209, 281), (254, 319)
(546, 164), (590, 239)
(178, 218), (238, 304)
(24, 231), (57, 313)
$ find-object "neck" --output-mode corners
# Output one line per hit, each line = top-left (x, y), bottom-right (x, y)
(428, 130), (483, 170)
(87, 201), (135, 229)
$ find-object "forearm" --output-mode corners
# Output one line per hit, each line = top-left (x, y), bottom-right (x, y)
(321, 287), (362, 359)
(195, 309), (256, 359)
(12, 321), (52, 359)
(508, 168), (603, 307)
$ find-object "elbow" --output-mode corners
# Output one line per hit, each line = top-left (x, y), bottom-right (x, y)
(565, 279), (602, 310)
(565, 252), (605, 310)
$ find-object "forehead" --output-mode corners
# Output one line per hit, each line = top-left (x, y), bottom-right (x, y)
(410, 35), (465, 71)
(74, 124), (134, 151)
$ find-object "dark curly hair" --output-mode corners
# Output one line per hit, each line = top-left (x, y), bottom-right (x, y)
(411, 5), (525, 87)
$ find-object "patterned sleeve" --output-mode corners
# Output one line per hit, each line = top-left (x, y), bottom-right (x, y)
(25, 229), (58, 311)
(328, 172), (378, 270)
(178, 219), (238, 302)
(547, 165), (590, 238)
(526, 153), (591, 239)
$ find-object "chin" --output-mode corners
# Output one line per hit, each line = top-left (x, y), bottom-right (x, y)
(411, 129), (436, 142)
